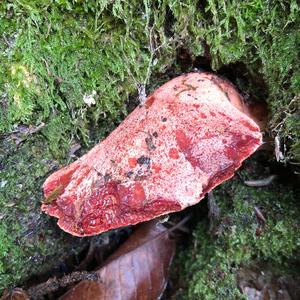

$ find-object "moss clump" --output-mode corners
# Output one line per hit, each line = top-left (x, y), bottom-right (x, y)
(1, 1), (300, 161)
(198, 0), (300, 164)
(0, 0), (204, 157)
(0, 136), (89, 289)
(173, 168), (300, 299)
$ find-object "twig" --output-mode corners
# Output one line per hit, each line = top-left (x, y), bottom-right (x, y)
(166, 220), (189, 233)
(244, 175), (276, 187)
(272, 96), (299, 132)
(122, 0), (175, 105)
(274, 135), (285, 162)
(254, 206), (266, 223)
(27, 271), (100, 300)
(167, 216), (191, 235)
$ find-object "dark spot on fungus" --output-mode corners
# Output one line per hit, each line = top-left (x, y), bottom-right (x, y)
(145, 137), (156, 151)
(134, 168), (152, 181)
(126, 171), (134, 178)
(185, 83), (197, 91)
(162, 117), (167, 122)
(152, 131), (158, 138)
(94, 169), (102, 176)
(224, 91), (229, 101)
(137, 156), (151, 165)
(104, 173), (112, 182)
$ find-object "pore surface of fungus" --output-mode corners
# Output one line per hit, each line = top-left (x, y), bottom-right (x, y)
(42, 72), (262, 236)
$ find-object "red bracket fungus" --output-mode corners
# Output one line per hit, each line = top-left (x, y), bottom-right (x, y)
(42, 72), (262, 236)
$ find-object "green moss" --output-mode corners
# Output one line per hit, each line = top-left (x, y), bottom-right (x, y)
(1, 1), (300, 161)
(173, 170), (300, 299)
(0, 222), (23, 288)
(0, 0), (202, 157)
(0, 136), (87, 289)
(198, 0), (300, 164)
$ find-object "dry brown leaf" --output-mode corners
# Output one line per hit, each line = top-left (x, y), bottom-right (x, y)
(60, 220), (175, 300)
(237, 266), (300, 300)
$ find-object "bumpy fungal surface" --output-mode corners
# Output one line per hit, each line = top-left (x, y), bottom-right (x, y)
(42, 72), (262, 236)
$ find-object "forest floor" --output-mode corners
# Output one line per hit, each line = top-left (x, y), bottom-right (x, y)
(0, 1), (300, 299)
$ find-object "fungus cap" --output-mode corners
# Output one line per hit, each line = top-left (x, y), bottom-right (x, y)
(42, 72), (262, 236)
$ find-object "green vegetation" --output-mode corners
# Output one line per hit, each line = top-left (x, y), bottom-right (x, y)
(1, 0), (299, 161)
(173, 163), (300, 299)
(0, 0), (299, 293)
(0, 0), (201, 157)
(200, 0), (300, 165)
(0, 136), (89, 288)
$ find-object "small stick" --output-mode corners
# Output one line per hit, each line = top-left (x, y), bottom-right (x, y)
(244, 175), (277, 187)
(254, 206), (266, 223)
(167, 215), (191, 235)
(167, 221), (189, 233)
(27, 271), (100, 300)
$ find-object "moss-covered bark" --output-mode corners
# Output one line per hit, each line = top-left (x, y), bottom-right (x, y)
(0, 0), (299, 293)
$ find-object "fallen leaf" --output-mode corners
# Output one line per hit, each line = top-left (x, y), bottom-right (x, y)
(237, 266), (300, 300)
(59, 220), (175, 300)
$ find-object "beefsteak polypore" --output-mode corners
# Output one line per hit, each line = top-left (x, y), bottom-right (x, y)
(42, 72), (262, 236)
